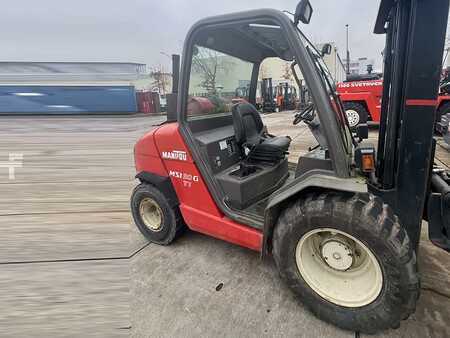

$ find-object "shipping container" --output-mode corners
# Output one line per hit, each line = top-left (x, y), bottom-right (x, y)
(136, 91), (161, 114)
(0, 85), (137, 114)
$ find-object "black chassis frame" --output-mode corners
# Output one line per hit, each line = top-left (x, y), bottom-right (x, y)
(174, 9), (367, 243)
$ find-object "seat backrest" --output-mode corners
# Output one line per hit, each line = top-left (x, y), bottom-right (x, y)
(232, 103), (264, 146)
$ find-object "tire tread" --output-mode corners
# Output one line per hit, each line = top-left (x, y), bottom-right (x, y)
(272, 191), (419, 333)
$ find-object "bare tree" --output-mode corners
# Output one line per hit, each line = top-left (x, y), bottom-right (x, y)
(192, 48), (232, 94)
(150, 64), (170, 94)
(282, 62), (293, 82)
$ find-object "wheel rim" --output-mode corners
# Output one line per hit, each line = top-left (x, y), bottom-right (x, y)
(346, 109), (360, 127)
(296, 228), (383, 307)
(139, 197), (163, 231)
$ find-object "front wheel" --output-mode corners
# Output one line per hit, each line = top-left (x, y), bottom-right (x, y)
(343, 102), (368, 129)
(272, 192), (419, 334)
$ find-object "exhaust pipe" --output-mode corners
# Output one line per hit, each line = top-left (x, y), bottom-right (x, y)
(167, 54), (180, 122)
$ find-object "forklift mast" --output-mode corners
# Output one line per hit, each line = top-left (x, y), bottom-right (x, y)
(261, 78), (276, 112)
(373, 0), (450, 248)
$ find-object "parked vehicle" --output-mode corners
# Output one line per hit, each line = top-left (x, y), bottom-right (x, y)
(337, 73), (450, 130)
(337, 76), (383, 127)
(261, 78), (277, 113)
(275, 82), (298, 111)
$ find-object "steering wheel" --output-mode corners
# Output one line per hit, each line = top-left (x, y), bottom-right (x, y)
(293, 103), (315, 125)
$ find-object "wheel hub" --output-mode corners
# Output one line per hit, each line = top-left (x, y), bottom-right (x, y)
(346, 109), (360, 127)
(295, 228), (383, 307)
(139, 197), (163, 231)
(320, 236), (354, 271)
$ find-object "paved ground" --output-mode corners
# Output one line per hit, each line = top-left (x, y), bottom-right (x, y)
(0, 115), (158, 337)
(1, 112), (450, 337)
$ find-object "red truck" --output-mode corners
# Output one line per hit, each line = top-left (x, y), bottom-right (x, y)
(337, 75), (450, 129)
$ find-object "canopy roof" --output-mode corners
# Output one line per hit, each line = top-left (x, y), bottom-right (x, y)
(192, 12), (295, 63)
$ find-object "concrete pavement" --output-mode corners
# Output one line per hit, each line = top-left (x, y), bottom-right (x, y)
(2, 113), (450, 337)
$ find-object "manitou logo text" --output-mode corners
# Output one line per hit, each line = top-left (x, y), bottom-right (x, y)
(161, 150), (187, 161)
(169, 170), (199, 188)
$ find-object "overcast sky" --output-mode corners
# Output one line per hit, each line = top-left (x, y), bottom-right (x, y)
(2, 1), (386, 71)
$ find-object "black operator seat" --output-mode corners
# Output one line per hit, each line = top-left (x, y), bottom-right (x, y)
(232, 103), (291, 163)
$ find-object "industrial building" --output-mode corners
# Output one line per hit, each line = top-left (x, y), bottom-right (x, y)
(342, 57), (376, 75)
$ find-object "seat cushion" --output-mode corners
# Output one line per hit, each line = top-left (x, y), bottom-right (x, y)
(232, 103), (291, 164)
(259, 136), (291, 152)
(247, 136), (291, 163)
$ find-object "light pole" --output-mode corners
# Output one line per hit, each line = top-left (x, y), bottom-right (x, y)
(346, 24), (350, 75)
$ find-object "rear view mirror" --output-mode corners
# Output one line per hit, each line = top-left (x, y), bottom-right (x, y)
(294, 0), (313, 25)
(192, 45), (199, 57)
(321, 43), (332, 56)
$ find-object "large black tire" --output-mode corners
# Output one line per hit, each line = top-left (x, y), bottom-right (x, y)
(273, 192), (419, 334)
(343, 102), (369, 129)
(131, 183), (184, 245)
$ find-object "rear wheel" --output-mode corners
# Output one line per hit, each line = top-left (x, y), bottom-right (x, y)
(272, 192), (419, 334)
(131, 183), (184, 245)
(343, 102), (368, 129)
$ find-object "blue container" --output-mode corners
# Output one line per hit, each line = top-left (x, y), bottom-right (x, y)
(0, 85), (137, 114)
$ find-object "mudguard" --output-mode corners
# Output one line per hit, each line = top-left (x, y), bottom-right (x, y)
(262, 171), (368, 256)
(136, 171), (179, 207)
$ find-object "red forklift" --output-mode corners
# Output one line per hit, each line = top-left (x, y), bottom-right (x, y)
(336, 74), (383, 127)
(275, 82), (298, 111)
(337, 63), (450, 130)
(131, 0), (450, 333)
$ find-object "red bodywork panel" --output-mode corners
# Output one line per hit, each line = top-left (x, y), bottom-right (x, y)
(134, 122), (263, 252)
(134, 129), (168, 177)
(337, 79), (450, 122)
(337, 79), (383, 122)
